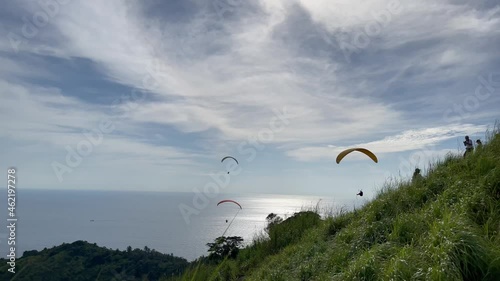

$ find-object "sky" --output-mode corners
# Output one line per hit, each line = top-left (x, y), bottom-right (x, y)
(0, 0), (499, 200)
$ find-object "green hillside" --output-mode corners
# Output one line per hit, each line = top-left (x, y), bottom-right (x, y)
(173, 128), (500, 281)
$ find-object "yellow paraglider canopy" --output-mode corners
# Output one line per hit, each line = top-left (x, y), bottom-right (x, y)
(336, 148), (378, 164)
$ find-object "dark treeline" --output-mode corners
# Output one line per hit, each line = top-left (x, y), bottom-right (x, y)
(0, 240), (188, 280)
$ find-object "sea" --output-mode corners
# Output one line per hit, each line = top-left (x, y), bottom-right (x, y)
(0, 189), (356, 261)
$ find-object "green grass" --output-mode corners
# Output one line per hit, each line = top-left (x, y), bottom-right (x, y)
(168, 124), (500, 281)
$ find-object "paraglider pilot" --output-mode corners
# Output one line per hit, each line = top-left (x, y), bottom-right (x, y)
(356, 190), (363, 197)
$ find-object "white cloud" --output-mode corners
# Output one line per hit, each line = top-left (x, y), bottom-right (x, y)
(31, 0), (408, 146)
(0, 80), (197, 167)
(448, 6), (500, 33)
(0, 0), (498, 193)
(286, 124), (487, 161)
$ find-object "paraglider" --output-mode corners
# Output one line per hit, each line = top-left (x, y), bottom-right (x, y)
(221, 156), (239, 174)
(217, 199), (242, 209)
(336, 148), (378, 164)
(217, 199), (242, 236)
(334, 148), (374, 201)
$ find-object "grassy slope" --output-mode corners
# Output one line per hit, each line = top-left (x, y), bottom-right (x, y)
(174, 129), (500, 281)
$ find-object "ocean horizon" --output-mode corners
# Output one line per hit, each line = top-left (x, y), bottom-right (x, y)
(0, 189), (359, 261)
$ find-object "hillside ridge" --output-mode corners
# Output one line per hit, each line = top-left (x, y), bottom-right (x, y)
(176, 128), (500, 281)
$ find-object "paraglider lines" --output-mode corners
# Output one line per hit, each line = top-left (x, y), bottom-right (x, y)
(221, 208), (240, 237)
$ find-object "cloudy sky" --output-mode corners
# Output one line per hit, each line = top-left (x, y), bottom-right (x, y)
(1, 0), (499, 199)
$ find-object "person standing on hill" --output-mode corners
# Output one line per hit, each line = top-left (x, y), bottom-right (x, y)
(412, 168), (423, 183)
(463, 136), (474, 158)
(476, 139), (483, 148)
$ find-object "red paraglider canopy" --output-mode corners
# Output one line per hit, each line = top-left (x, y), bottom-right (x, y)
(217, 199), (242, 209)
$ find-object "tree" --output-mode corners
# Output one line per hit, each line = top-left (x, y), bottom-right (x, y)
(206, 236), (244, 260)
(265, 213), (283, 234)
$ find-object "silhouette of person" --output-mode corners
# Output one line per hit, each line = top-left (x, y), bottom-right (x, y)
(463, 136), (473, 158)
(412, 168), (423, 183)
(476, 139), (482, 148)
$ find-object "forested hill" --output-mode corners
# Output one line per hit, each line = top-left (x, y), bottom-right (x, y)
(173, 129), (500, 281)
(0, 240), (188, 280)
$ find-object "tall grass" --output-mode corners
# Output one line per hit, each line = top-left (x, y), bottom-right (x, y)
(167, 123), (500, 281)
